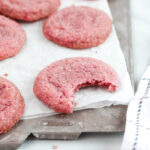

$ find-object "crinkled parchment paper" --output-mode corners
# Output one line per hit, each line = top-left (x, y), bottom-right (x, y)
(0, 0), (133, 119)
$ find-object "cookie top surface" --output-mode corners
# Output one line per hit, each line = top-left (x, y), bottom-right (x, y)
(43, 6), (112, 49)
(0, 15), (25, 60)
(0, 77), (25, 134)
(0, 0), (60, 21)
(33, 57), (120, 114)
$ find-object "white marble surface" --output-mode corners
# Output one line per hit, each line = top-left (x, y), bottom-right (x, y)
(19, 0), (150, 149)
(132, 0), (150, 89)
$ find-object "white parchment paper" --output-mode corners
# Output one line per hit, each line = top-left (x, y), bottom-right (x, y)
(0, 0), (133, 119)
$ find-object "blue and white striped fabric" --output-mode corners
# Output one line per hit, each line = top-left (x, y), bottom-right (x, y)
(122, 65), (150, 150)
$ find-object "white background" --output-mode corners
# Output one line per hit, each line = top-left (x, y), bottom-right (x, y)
(19, 0), (150, 149)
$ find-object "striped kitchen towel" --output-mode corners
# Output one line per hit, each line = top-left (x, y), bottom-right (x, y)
(121, 65), (150, 150)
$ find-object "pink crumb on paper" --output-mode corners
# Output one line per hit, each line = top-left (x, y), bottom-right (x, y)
(52, 145), (58, 149)
(4, 73), (8, 77)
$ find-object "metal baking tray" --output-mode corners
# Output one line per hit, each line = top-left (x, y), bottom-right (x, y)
(0, 0), (133, 149)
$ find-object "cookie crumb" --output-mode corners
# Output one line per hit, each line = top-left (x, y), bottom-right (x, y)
(4, 73), (8, 77)
(52, 145), (58, 149)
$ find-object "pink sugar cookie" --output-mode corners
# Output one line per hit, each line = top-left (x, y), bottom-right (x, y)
(0, 15), (25, 60)
(33, 57), (120, 114)
(43, 6), (112, 49)
(0, 77), (25, 134)
(0, 0), (60, 21)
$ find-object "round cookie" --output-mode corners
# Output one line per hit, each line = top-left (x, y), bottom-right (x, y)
(0, 15), (25, 60)
(0, 77), (25, 134)
(33, 57), (120, 114)
(43, 6), (112, 49)
(0, 0), (60, 22)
